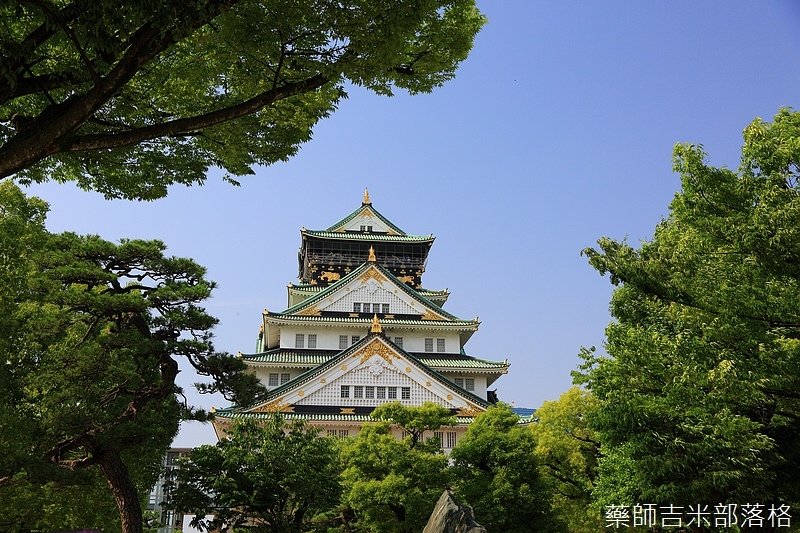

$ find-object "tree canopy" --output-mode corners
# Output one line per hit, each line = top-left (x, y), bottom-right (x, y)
(0, 182), (263, 532)
(170, 417), (341, 532)
(0, 0), (485, 199)
(450, 404), (560, 532)
(578, 109), (800, 508)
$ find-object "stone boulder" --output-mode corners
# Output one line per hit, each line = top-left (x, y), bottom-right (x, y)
(422, 490), (486, 533)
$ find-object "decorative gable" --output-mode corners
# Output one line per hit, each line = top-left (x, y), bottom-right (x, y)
(246, 336), (486, 416)
(286, 263), (451, 321)
(329, 206), (399, 235)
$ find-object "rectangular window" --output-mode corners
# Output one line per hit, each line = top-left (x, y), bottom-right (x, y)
(447, 432), (457, 449)
(401, 387), (411, 400)
(307, 334), (317, 349)
(363, 303), (371, 314)
(455, 377), (464, 388)
(339, 335), (348, 349)
(394, 337), (403, 348)
(433, 431), (444, 445)
(436, 338), (445, 352)
(354, 386), (363, 399)
(365, 386), (375, 399)
(377, 386), (386, 399)
(381, 303), (390, 314)
(353, 302), (361, 313)
(280, 373), (291, 385)
(327, 429), (337, 437)
(268, 373), (279, 387)
(339, 429), (349, 438)
(424, 338), (434, 352)
(295, 333), (304, 348)
(352, 335), (360, 345)
(360, 225), (366, 231)
(465, 378), (475, 391)
(388, 387), (397, 399)
(367, 225), (373, 232)
(341, 385), (350, 398)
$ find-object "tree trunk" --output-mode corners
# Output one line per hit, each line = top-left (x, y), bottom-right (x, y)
(95, 447), (143, 533)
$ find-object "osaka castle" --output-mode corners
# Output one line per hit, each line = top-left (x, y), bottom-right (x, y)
(212, 190), (510, 446)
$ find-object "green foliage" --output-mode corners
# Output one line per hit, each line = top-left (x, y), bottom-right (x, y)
(0, 182), (264, 532)
(0, 0), (485, 199)
(531, 387), (602, 532)
(339, 421), (450, 532)
(450, 404), (560, 532)
(170, 417), (340, 532)
(580, 109), (800, 507)
(370, 400), (456, 450)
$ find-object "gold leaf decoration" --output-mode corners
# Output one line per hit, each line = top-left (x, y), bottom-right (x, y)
(421, 309), (443, 321)
(356, 338), (395, 365)
(297, 306), (321, 316)
(457, 405), (483, 417)
(360, 268), (386, 283)
(340, 407), (355, 414)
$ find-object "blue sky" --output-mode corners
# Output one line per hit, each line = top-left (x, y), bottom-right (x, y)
(24, 1), (800, 446)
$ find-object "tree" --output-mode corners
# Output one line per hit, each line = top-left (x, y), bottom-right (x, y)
(338, 403), (453, 532)
(370, 400), (456, 449)
(450, 404), (560, 532)
(0, 182), (263, 533)
(579, 109), (800, 507)
(531, 387), (601, 532)
(169, 417), (341, 532)
(0, 0), (485, 199)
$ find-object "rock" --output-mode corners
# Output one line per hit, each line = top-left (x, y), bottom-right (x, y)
(422, 490), (486, 533)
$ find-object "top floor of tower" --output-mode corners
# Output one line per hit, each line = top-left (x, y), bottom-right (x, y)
(298, 189), (435, 288)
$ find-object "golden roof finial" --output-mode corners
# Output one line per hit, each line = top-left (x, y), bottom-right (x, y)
(371, 313), (382, 333)
(363, 188), (371, 205)
(368, 245), (376, 262)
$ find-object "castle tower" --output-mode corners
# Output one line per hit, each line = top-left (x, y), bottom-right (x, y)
(213, 192), (510, 446)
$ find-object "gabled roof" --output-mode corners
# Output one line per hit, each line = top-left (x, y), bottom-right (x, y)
(280, 260), (462, 321)
(234, 333), (491, 416)
(301, 229), (434, 243)
(325, 201), (407, 235)
(240, 348), (509, 372)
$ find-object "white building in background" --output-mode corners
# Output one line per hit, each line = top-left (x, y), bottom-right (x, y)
(213, 191), (514, 444)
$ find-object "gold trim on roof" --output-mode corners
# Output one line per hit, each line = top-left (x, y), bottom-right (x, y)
(371, 314), (382, 333)
(368, 246), (376, 262)
(253, 398), (293, 413)
(421, 309), (444, 321)
(360, 267), (385, 283)
(363, 188), (371, 205)
(357, 338), (395, 365)
(457, 405), (483, 417)
(297, 306), (321, 316)
(340, 407), (356, 414)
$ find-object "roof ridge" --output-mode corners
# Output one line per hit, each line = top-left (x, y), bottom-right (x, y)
(323, 203), (407, 235)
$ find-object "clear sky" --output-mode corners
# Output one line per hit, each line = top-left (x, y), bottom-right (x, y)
(23, 1), (800, 446)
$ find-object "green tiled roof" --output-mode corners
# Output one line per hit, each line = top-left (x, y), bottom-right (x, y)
(280, 261), (463, 321)
(324, 204), (407, 235)
(289, 283), (449, 301)
(302, 229), (434, 243)
(241, 349), (507, 370)
(266, 314), (479, 329)
(215, 409), (531, 425)
(242, 333), (490, 411)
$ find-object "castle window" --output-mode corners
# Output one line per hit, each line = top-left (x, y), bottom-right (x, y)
(281, 373), (291, 385)
(381, 303), (390, 314)
(353, 302), (361, 313)
(295, 334), (304, 348)
(388, 387), (397, 399)
(365, 386), (375, 399)
(339, 429), (349, 438)
(308, 334), (317, 349)
(354, 386), (363, 399)
(455, 377), (464, 388)
(446, 432), (457, 449)
(268, 373), (279, 387)
(362, 303), (371, 313)
(394, 337), (403, 348)
(339, 335), (348, 349)
(433, 431), (443, 445)
(341, 385), (350, 398)
(351, 335), (360, 345)
(377, 386), (386, 399)
(436, 338), (445, 352)
(424, 338), (434, 352)
(401, 387), (411, 400)
(465, 378), (474, 391)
